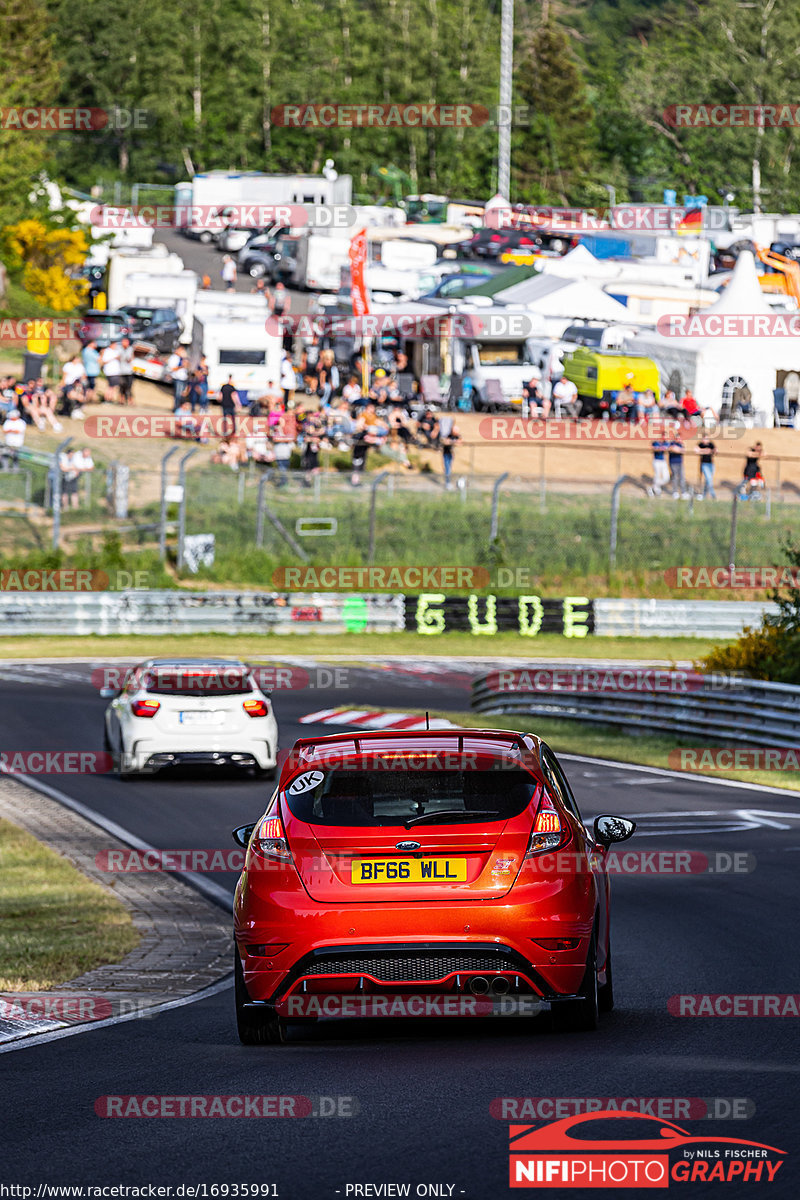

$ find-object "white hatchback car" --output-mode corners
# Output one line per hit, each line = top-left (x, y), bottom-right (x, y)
(102, 658), (279, 780)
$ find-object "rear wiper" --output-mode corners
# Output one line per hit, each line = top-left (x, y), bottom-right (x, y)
(404, 809), (500, 828)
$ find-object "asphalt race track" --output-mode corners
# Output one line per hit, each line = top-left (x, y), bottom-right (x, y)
(1, 660), (799, 1197)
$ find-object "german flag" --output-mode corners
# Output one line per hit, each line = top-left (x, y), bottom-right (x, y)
(677, 207), (704, 233)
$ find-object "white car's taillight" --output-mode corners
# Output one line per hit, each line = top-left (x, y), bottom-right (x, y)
(243, 697), (269, 718)
(251, 815), (291, 863)
(130, 698), (160, 718)
(524, 793), (570, 857)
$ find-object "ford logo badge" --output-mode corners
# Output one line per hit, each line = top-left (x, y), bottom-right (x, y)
(395, 841), (421, 851)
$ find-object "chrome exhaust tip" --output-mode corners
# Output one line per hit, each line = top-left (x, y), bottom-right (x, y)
(469, 976), (490, 995)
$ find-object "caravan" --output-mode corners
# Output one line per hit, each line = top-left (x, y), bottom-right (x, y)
(189, 298), (282, 402)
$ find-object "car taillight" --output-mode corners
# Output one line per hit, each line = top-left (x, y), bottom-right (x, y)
(243, 697), (269, 718)
(524, 793), (570, 856)
(251, 815), (292, 863)
(490, 234), (503, 242)
(130, 699), (160, 718)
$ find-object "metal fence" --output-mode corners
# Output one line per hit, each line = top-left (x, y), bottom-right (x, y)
(471, 671), (800, 749)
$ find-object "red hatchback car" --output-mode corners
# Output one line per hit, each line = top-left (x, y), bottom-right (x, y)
(232, 728), (636, 1043)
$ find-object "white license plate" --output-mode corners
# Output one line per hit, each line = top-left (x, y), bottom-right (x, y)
(179, 710), (225, 725)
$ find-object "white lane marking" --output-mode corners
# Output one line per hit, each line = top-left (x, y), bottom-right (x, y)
(0, 976), (233, 1054)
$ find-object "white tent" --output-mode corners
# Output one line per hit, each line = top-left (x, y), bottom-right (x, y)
(624, 251), (800, 424)
(491, 272), (632, 335)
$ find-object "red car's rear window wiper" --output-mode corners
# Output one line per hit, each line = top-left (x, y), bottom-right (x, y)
(403, 809), (500, 828)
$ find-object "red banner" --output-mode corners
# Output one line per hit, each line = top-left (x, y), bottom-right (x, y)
(349, 228), (370, 318)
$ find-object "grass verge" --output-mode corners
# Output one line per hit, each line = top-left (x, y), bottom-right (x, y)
(0, 632), (731, 663)
(0, 818), (140, 991)
(430, 710), (800, 794)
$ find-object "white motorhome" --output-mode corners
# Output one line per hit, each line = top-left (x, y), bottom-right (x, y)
(289, 233), (353, 291)
(106, 246), (185, 311)
(189, 304), (282, 401)
(174, 171), (353, 240)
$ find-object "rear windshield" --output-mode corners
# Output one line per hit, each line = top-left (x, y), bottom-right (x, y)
(283, 767), (539, 827)
(142, 668), (253, 696)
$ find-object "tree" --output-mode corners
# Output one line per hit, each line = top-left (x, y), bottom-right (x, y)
(0, 0), (60, 227)
(515, 17), (602, 204)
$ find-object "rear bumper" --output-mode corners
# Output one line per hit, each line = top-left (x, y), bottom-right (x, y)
(130, 732), (276, 771)
(235, 887), (596, 1001)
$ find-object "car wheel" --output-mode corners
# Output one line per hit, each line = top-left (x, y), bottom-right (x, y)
(551, 932), (599, 1033)
(199, 231), (213, 244)
(235, 948), (287, 1045)
(598, 940), (614, 1013)
(248, 262), (267, 279)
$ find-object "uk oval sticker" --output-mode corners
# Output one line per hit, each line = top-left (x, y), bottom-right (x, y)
(288, 770), (325, 795)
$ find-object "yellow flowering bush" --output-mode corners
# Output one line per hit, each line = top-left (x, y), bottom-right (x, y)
(2, 219), (89, 310)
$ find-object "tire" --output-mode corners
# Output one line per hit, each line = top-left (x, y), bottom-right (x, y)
(235, 948), (287, 1045)
(598, 940), (614, 1013)
(199, 231), (213, 244)
(247, 261), (267, 279)
(551, 933), (599, 1033)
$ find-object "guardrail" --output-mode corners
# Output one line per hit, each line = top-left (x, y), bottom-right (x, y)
(594, 598), (777, 638)
(471, 671), (800, 749)
(0, 591), (404, 636)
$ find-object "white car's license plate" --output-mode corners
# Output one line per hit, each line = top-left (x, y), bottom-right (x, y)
(179, 710), (225, 725)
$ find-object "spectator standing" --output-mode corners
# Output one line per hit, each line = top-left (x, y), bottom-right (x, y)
(167, 347), (188, 411)
(100, 342), (121, 404)
(58, 447), (81, 510)
(649, 437), (670, 496)
(219, 375), (242, 437)
(280, 352), (296, 408)
(667, 434), (689, 498)
(81, 340), (101, 401)
(695, 436), (717, 499)
(435, 412), (461, 489)
(738, 441), (765, 500)
(221, 255), (237, 291)
(117, 337), (134, 405)
(2, 405), (26, 466)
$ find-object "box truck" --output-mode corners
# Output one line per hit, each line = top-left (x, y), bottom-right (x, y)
(189, 306), (283, 401)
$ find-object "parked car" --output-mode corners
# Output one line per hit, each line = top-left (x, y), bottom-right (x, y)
(417, 271), (497, 301)
(468, 227), (542, 260)
(231, 726), (636, 1044)
(76, 309), (131, 348)
(118, 306), (183, 353)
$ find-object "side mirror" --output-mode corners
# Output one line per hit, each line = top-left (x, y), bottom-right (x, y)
(99, 687), (119, 699)
(593, 815), (636, 846)
(232, 822), (256, 848)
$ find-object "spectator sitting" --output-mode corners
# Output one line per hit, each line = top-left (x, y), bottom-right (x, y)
(342, 374), (364, 410)
(641, 389), (660, 420)
(174, 400), (201, 440)
(613, 377), (639, 421)
(211, 438), (245, 470)
(680, 388), (702, 423)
